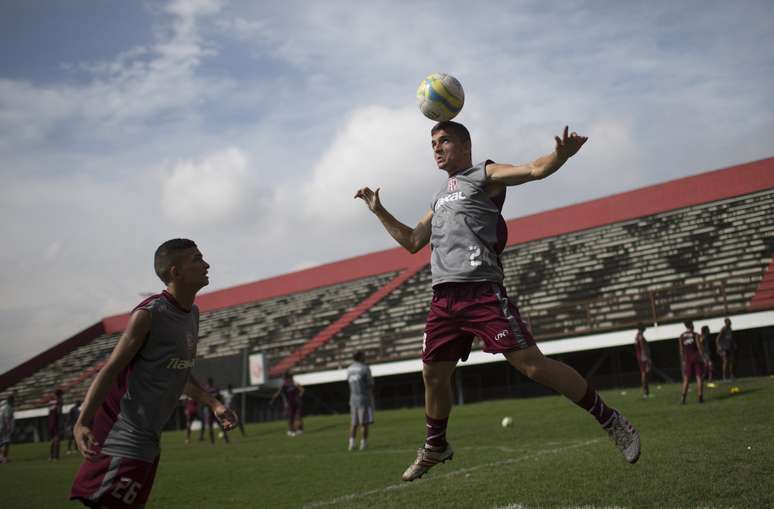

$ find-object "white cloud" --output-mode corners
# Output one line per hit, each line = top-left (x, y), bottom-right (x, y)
(161, 147), (253, 225)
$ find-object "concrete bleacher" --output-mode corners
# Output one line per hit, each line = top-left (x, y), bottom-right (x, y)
(2, 273), (397, 410)
(2, 158), (773, 412)
(299, 188), (774, 372)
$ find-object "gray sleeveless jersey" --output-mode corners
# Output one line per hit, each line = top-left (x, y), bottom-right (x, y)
(347, 362), (373, 407)
(430, 160), (506, 287)
(98, 292), (199, 462)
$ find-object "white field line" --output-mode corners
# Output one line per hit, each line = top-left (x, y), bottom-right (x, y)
(303, 439), (602, 509)
(496, 506), (736, 509)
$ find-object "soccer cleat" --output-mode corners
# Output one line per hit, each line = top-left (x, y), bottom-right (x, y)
(401, 443), (454, 481)
(606, 412), (640, 464)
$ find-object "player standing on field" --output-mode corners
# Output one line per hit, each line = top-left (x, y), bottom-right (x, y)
(356, 121), (641, 481)
(346, 351), (375, 451)
(679, 320), (705, 404)
(716, 318), (736, 381)
(48, 389), (64, 461)
(271, 372), (304, 436)
(634, 324), (652, 399)
(0, 394), (15, 464)
(70, 239), (238, 507)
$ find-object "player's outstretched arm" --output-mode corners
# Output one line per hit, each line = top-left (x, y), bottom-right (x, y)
(74, 309), (151, 460)
(354, 187), (432, 253)
(487, 126), (588, 187)
(184, 376), (238, 430)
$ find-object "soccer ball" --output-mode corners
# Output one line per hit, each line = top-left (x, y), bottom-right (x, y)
(416, 73), (465, 121)
(501, 416), (514, 428)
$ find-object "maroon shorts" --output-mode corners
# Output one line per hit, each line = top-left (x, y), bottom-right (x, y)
(637, 358), (651, 375)
(422, 282), (536, 363)
(683, 355), (704, 378)
(70, 453), (160, 508)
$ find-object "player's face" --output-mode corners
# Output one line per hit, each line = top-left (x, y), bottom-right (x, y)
(431, 129), (470, 172)
(173, 247), (210, 290)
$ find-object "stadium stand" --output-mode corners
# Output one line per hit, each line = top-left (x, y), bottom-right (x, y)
(1, 157), (773, 428)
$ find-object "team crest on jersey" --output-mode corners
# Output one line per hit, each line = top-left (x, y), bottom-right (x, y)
(447, 177), (458, 192)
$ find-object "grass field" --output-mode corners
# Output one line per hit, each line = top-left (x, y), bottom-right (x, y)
(2, 376), (772, 508)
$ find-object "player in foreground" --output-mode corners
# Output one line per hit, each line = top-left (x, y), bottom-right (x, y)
(356, 121), (641, 481)
(70, 239), (238, 507)
(634, 324), (652, 398)
(346, 351), (375, 451)
(678, 320), (705, 404)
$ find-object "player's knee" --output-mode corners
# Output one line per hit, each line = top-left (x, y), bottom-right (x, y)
(422, 370), (450, 389)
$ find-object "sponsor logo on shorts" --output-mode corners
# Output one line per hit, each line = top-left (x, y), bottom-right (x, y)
(167, 358), (195, 370)
(494, 329), (510, 342)
(422, 333), (427, 352)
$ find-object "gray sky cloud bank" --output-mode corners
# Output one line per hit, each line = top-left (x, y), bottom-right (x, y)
(1, 0), (773, 375)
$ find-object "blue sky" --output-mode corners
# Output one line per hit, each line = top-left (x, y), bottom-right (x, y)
(1, 0), (773, 375)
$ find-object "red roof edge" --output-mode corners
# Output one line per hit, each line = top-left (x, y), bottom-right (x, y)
(503, 156), (774, 246)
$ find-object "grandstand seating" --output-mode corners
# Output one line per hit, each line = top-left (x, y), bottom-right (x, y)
(3, 273), (397, 411)
(302, 189), (774, 372)
(2, 161), (773, 410)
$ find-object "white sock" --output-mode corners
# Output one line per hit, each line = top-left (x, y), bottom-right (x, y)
(360, 439), (367, 450)
(348, 437), (355, 450)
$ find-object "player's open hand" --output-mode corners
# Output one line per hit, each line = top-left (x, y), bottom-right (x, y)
(213, 403), (238, 431)
(74, 422), (99, 461)
(354, 187), (382, 213)
(554, 126), (588, 161)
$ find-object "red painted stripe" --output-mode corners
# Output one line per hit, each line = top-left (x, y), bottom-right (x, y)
(750, 257), (774, 311)
(268, 265), (426, 377)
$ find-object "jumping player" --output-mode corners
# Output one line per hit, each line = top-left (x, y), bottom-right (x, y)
(346, 351), (375, 451)
(678, 320), (705, 404)
(356, 122), (640, 481)
(271, 372), (304, 436)
(70, 239), (238, 507)
(634, 324), (652, 398)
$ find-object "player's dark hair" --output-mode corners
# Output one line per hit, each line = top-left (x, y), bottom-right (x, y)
(701, 325), (710, 335)
(283, 371), (293, 380)
(55, 389), (63, 397)
(684, 320), (694, 329)
(154, 238), (197, 284)
(637, 322), (645, 332)
(431, 121), (471, 145)
(353, 351), (366, 363)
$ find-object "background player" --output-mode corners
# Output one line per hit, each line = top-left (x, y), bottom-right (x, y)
(346, 351), (375, 451)
(0, 393), (14, 464)
(356, 121), (640, 482)
(271, 372), (304, 436)
(199, 377), (230, 445)
(184, 396), (198, 444)
(48, 389), (63, 461)
(70, 239), (237, 508)
(634, 324), (652, 398)
(678, 320), (705, 404)
(66, 399), (82, 455)
(716, 318), (736, 381)
(223, 384), (246, 437)
(699, 325), (715, 384)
